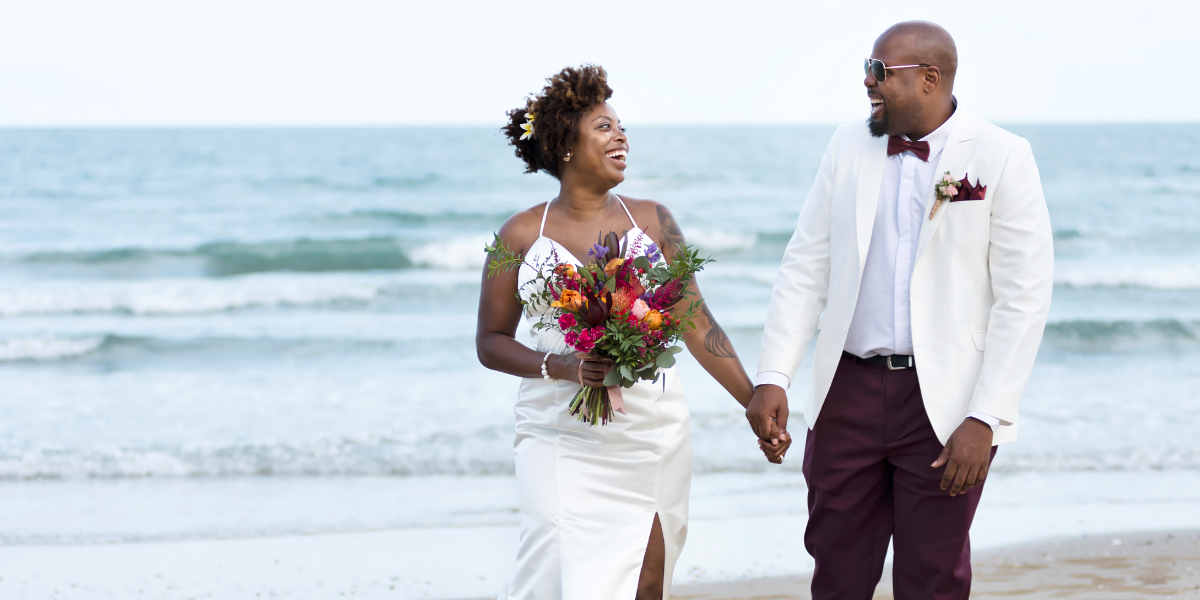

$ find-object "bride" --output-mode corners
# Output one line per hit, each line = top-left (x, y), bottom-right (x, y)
(476, 65), (788, 600)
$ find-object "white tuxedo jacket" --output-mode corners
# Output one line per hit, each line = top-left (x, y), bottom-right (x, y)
(758, 114), (1054, 445)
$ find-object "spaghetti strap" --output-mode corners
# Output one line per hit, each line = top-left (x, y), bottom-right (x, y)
(541, 195), (635, 238)
(614, 195), (638, 229)
(538, 201), (550, 236)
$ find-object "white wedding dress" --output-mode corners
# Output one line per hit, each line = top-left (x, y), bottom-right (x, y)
(499, 198), (692, 600)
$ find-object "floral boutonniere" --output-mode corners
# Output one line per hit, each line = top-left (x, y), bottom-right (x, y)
(929, 172), (987, 219)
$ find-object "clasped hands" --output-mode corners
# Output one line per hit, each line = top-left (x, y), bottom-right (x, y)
(744, 384), (792, 464)
(744, 385), (994, 495)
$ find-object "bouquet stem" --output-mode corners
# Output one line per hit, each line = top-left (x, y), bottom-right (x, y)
(568, 385), (614, 426)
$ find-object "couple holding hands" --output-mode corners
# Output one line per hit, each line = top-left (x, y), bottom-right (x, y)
(477, 20), (1053, 600)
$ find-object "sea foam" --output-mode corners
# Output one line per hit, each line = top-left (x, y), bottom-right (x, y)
(0, 336), (107, 362)
(0, 272), (479, 317)
(1055, 261), (1200, 290)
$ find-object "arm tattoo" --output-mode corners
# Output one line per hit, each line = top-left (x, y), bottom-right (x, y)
(701, 302), (737, 359)
(656, 204), (686, 257)
(656, 205), (734, 358)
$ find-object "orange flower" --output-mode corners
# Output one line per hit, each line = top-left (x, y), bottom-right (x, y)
(603, 258), (624, 276)
(554, 264), (579, 280)
(611, 288), (637, 315)
(551, 289), (586, 312)
(642, 309), (663, 330)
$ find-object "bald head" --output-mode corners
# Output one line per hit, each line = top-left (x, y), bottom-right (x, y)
(864, 21), (959, 140)
(877, 21), (958, 88)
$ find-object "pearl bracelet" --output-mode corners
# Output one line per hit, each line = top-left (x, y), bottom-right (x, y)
(541, 352), (554, 381)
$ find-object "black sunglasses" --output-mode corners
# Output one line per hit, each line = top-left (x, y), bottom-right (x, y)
(864, 58), (931, 82)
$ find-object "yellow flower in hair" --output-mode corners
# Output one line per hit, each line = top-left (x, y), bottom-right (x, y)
(519, 112), (535, 141)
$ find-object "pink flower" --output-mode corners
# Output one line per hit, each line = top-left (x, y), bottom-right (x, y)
(573, 327), (603, 352)
(558, 313), (577, 329)
(630, 298), (649, 320)
(568, 326), (604, 353)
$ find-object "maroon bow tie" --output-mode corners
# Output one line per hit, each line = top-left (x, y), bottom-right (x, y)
(887, 136), (931, 162)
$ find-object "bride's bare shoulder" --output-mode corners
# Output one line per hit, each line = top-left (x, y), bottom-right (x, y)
(617, 195), (684, 244)
(495, 202), (548, 254)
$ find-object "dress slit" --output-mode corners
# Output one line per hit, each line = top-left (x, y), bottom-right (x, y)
(634, 513), (666, 600)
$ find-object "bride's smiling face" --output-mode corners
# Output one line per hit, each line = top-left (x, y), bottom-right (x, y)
(564, 102), (629, 187)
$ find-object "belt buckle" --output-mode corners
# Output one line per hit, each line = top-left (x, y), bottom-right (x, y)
(886, 355), (910, 370)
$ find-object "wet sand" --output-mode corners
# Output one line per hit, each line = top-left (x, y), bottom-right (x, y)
(673, 530), (1200, 599)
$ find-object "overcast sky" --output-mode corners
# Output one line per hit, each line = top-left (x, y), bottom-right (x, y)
(1, 0), (1195, 126)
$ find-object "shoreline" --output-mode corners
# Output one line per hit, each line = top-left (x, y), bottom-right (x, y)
(1, 527), (1196, 599)
(3, 470), (1200, 598)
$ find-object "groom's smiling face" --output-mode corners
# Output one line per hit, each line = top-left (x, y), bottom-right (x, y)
(863, 22), (957, 140)
(865, 35), (927, 138)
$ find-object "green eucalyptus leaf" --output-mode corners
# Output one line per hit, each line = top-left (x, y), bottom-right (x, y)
(603, 370), (621, 387)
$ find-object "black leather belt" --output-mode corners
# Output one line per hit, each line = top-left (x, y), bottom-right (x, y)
(844, 350), (916, 370)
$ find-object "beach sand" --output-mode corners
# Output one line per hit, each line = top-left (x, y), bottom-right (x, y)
(5, 470), (1200, 599)
(1, 529), (1196, 599)
(675, 530), (1200, 600)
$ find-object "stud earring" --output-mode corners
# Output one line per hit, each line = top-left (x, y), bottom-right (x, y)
(563, 152), (572, 162)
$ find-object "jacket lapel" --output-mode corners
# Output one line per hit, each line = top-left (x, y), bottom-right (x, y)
(855, 136), (888, 277)
(914, 114), (976, 265)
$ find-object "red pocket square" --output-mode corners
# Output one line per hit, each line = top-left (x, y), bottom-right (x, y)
(951, 174), (986, 201)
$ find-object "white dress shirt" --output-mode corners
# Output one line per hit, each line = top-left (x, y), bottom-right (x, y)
(757, 108), (999, 430)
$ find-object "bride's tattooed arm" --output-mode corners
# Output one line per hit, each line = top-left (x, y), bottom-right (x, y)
(700, 302), (738, 359)
(656, 204), (687, 258)
(656, 204), (736, 359)
(651, 201), (751, 409)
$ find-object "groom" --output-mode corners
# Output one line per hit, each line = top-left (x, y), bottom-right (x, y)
(747, 21), (1053, 599)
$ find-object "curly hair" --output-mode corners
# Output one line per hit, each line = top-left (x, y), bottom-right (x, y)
(502, 65), (613, 180)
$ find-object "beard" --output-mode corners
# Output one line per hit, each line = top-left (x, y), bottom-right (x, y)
(867, 109), (888, 138)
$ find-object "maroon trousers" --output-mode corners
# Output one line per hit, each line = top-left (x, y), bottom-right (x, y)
(802, 353), (995, 600)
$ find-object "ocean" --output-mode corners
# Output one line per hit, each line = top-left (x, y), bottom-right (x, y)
(1, 124), (1199, 572)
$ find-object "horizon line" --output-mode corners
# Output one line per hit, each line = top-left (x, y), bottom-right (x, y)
(2, 120), (1198, 129)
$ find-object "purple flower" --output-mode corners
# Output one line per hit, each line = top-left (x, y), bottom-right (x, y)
(587, 243), (609, 261)
(644, 242), (661, 263)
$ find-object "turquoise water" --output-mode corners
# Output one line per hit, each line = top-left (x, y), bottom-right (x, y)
(1, 125), (1198, 540)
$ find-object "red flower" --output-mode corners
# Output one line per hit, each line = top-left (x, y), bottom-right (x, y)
(649, 281), (684, 310)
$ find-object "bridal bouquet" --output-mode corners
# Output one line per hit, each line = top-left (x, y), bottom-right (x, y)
(487, 231), (711, 425)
